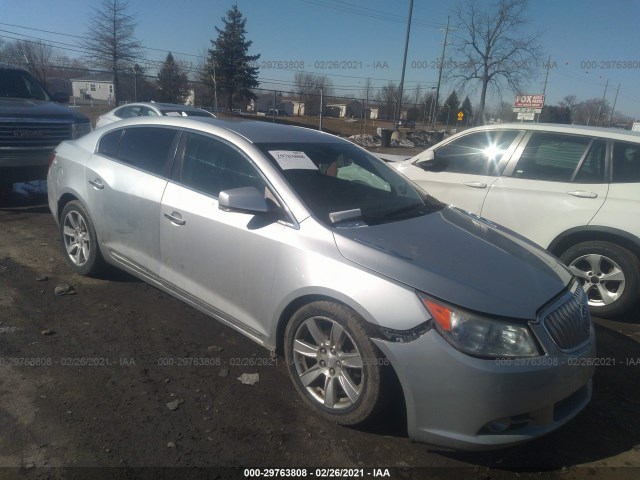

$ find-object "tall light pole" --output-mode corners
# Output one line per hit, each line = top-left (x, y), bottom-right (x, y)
(210, 54), (218, 114)
(319, 88), (323, 131)
(433, 16), (450, 129)
(395, 0), (414, 127)
(609, 83), (621, 127)
(596, 78), (609, 126)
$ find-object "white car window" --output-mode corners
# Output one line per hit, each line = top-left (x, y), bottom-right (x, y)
(433, 130), (519, 175)
(512, 133), (592, 182)
(116, 105), (141, 119)
(612, 142), (640, 183)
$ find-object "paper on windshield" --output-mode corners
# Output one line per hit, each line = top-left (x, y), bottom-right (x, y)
(268, 150), (317, 170)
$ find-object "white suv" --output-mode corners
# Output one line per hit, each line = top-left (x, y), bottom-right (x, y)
(394, 123), (640, 318)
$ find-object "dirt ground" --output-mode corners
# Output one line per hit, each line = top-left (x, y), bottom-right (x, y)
(0, 181), (639, 480)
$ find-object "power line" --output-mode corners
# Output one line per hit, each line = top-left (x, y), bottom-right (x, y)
(296, 0), (443, 29)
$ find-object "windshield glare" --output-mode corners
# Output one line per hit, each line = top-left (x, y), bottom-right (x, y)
(257, 142), (443, 226)
(0, 69), (49, 101)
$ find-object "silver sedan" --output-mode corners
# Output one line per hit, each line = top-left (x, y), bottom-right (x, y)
(47, 117), (595, 450)
(95, 102), (214, 128)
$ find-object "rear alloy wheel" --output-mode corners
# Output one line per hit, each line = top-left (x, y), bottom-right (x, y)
(560, 241), (640, 318)
(60, 201), (105, 276)
(284, 301), (389, 425)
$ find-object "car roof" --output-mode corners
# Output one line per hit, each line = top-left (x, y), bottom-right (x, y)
(460, 123), (640, 142)
(195, 117), (339, 144)
(94, 115), (342, 145)
(115, 102), (208, 112)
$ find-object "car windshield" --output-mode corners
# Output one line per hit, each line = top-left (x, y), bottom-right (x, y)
(0, 69), (50, 101)
(257, 142), (443, 226)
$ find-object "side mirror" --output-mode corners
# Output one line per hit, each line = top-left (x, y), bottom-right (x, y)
(51, 91), (70, 103)
(218, 186), (268, 214)
(414, 150), (442, 171)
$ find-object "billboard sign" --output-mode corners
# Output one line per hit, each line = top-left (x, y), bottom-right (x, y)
(514, 94), (545, 109)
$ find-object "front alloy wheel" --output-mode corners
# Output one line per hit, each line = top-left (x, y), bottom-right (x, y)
(291, 316), (364, 410)
(561, 241), (640, 318)
(285, 301), (390, 425)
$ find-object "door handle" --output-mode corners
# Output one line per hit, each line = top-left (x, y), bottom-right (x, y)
(164, 212), (186, 226)
(567, 191), (598, 199)
(463, 182), (487, 189)
(88, 178), (104, 190)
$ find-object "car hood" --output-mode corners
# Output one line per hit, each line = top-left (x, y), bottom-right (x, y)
(0, 98), (89, 122)
(333, 206), (572, 320)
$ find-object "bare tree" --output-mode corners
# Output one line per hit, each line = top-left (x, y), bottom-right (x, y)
(448, 0), (542, 124)
(84, 0), (141, 105)
(294, 72), (332, 115)
(0, 40), (53, 87)
(559, 95), (578, 119)
(573, 98), (611, 126)
(376, 81), (410, 120)
(361, 78), (374, 103)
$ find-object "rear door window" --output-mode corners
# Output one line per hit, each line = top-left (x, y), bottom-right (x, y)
(512, 133), (595, 182)
(97, 129), (123, 158)
(116, 127), (177, 177)
(612, 142), (640, 183)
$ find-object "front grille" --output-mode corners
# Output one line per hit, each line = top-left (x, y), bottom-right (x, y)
(0, 121), (72, 149)
(541, 286), (591, 351)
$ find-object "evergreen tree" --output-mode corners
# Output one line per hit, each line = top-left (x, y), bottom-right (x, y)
(204, 5), (260, 110)
(460, 96), (473, 125)
(439, 90), (460, 123)
(157, 53), (189, 103)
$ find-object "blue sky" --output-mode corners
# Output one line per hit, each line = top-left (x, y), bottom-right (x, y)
(1, 0), (640, 117)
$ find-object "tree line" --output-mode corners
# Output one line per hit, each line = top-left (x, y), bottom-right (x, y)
(0, 0), (634, 127)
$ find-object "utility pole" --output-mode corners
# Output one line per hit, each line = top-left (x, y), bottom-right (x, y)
(609, 83), (621, 127)
(319, 88), (323, 131)
(272, 90), (276, 123)
(537, 56), (551, 123)
(210, 56), (218, 115)
(433, 16), (450, 129)
(396, 0), (414, 127)
(596, 79), (609, 126)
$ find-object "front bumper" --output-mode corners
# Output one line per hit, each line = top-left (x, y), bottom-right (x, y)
(373, 328), (595, 450)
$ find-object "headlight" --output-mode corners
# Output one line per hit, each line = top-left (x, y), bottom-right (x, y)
(72, 122), (92, 139)
(418, 293), (540, 358)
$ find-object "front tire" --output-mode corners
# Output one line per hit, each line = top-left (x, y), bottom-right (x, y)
(284, 301), (390, 426)
(60, 201), (105, 276)
(560, 241), (640, 318)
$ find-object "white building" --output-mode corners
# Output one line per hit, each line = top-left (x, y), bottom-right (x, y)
(70, 74), (114, 101)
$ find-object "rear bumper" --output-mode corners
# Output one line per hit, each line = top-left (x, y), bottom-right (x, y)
(373, 328), (595, 450)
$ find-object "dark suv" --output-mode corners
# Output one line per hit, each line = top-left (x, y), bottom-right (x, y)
(0, 63), (91, 189)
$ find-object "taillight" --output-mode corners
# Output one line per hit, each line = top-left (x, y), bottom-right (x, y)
(48, 150), (57, 168)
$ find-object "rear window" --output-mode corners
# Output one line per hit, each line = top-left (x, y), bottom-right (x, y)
(612, 142), (640, 183)
(97, 130), (122, 157)
(98, 127), (177, 177)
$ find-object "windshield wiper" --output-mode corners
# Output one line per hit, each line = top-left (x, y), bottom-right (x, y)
(367, 203), (442, 222)
(329, 208), (362, 225)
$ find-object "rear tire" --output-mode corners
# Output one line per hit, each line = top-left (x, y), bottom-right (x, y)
(59, 201), (105, 276)
(560, 241), (640, 318)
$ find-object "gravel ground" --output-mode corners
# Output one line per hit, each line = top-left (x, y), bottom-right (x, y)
(0, 181), (638, 480)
